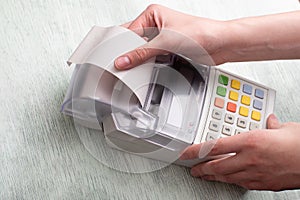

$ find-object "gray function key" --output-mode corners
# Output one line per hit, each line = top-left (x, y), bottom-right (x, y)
(224, 113), (235, 124)
(212, 109), (223, 120)
(209, 121), (220, 132)
(235, 129), (244, 135)
(249, 122), (260, 130)
(237, 118), (247, 129)
(206, 132), (220, 141)
(222, 125), (233, 136)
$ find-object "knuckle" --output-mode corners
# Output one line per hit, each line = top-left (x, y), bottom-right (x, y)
(146, 4), (161, 12)
(207, 160), (222, 174)
(244, 132), (262, 149)
(210, 139), (223, 155)
(246, 155), (260, 167)
(145, 4), (164, 20)
(131, 48), (149, 64)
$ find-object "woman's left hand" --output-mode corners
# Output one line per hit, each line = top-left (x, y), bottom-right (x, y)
(180, 114), (300, 191)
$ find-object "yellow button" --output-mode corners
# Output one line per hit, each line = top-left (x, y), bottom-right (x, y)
(252, 111), (261, 121)
(239, 106), (249, 117)
(241, 95), (251, 106)
(231, 79), (241, 90)
(229, 91), (239, 101)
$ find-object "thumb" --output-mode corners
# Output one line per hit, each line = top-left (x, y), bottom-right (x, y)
(114, 37), (167, 70)
(267, 114), (281, 129)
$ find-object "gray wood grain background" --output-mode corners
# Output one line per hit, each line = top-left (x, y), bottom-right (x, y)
(1, 0), (300, 199)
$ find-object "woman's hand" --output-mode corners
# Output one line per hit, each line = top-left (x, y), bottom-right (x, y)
(115, 5), (300, 70)
(180, 114), (300, 191)
(114, 4), (230, 69)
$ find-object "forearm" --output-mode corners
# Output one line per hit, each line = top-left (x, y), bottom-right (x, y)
(115, 5), (300, 69)
(222, 11), (300, 63)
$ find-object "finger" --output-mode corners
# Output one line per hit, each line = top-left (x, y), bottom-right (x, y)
(201, 171), (251, 184)
(179, 143), (202, 160)
(121, 21), (132, 28)
(239, 181), (265, 190)
(122, 23), (158, 44)
(114, 47), (166, 70)
(267, 114), (281, 129)
(127, 5), (163, 37)
(190, 155), (245, 177)
(180, 134), (249, 160)
(114, 37), (167, 70)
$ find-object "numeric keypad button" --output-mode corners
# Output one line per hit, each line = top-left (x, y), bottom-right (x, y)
(222, 125), (233, 136)
(212, 109), (223, 120)
(235, 129), (244, 135)
(237, 118), (247, 129)
(224, 114), (235, 124)
(209, 121), (220, 132)
(249, 122), (260, 130)
(206, 132), (220, 141)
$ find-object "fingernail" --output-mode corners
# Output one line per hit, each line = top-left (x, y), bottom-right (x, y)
(115, 56), (131, 69)
(269, 114), (278, 121)
(267, 113), (280, 129)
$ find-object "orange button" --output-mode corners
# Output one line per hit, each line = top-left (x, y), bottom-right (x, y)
(227, 102), (237, 113)
(214, 97), (225, 108)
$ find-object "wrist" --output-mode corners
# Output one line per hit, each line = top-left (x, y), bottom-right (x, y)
(193, 19), (235, 65)
(220, 19), (268, 63)
(219, 11), (300, 63)
(217, 20), (259, 63)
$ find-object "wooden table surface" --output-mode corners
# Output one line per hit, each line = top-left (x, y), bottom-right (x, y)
(1, 0), (300, 199)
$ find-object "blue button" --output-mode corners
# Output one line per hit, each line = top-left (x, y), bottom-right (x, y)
(255, 89), (264, 99)
(253, 100), (263, 110)
(243, 84), (252, 95)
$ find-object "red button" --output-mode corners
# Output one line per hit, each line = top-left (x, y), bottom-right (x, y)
(227, 102), (237, 113)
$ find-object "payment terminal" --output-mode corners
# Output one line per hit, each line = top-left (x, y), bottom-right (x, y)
(61, 26), (276, 167)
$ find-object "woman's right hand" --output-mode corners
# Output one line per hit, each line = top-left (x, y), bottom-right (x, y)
(115, 5), (300, 70)
(114, 4), (230, 70)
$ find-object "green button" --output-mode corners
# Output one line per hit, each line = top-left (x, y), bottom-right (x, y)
(218, 75), (229, 85)
(217, 86), (227, 97)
